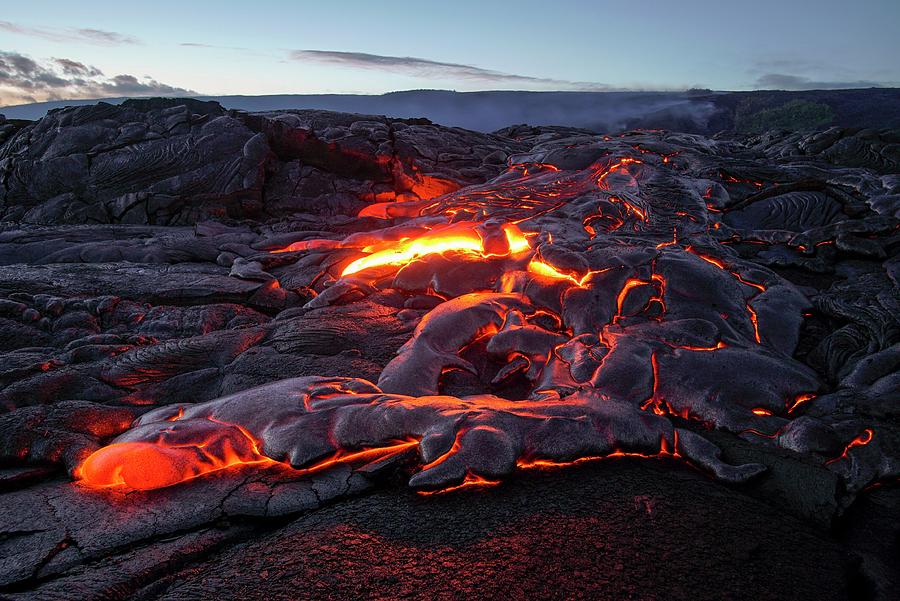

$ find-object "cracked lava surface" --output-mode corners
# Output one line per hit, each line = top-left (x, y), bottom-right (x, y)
(0, 100), (898, 599)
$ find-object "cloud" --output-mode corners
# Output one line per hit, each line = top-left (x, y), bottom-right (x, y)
(101, 74), (193, 96)
(180, 42), (249, 50)
(290, 49), (609, 90)
(75, 28), (140, 45)
(0, 51), (195, 107)
(0, 21), (140, 46)
(753, 73), (883, 90)
(52, 58), (103, 77)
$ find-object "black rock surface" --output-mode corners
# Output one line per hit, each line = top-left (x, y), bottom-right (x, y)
(0, 100), (897, 600)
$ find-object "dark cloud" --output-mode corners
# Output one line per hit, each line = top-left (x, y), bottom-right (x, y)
(290, 50), (609, 90)
(0, 21), (140, 45)
(53, 58), (103, 77)
(754, 73), (883, 90)
(0, 51), (195, 107)
(101, 74), (193, 96)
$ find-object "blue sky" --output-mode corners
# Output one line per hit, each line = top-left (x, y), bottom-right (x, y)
(1, 0), (898, 106)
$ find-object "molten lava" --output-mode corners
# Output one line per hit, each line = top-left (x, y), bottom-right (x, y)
(787, 393), (816, 414)
(826, 429), (874, 465)
(416, 473), (501, 496)
(341, 221), (530, 277)
(527, 259), (597, 288)
(76, 419), (273, 490)
(73, 141), (835, 498)
(76, 418), (419, 491)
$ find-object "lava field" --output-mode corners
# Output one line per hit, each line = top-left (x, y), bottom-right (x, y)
(0, 99), (898, 600)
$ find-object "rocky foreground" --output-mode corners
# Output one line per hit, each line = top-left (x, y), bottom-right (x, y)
(0, 99), (898, 600)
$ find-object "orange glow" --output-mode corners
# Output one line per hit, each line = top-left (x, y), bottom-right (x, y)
(270, 239), (342, 254)
(826, 429), (874, 465)
(583, 211), (624, 237)
(516, 456), (604, 470)
(671, 341), (727, 352)
(741, 429), (778, 439)
(721, 171), (765, 188)
(511, 162), (561, 176)
(747, 303), (761, 344)
(616, 278), (649, 318)
(620, 199), (646, 221)
(340, 222), (530, 277)
(419, 430), (464, 472)
(650, 272), (667, 314)
(656, 227), (678, 249)
(73, 140), (816, 498)
(787, 393), (816, 413)
(732, 272), (766, 293)
(518, 434), (680, 471)
(614, 273), (666, 323)
(526, 259), (599, 288)
(76, 423), (419, 491)
(640, 351), (665, 415)
(596, 158), (642, 189)
(685, 247), (767, 292)
(688, 248), (727, 270)
(684, 247), (766, 344)
(416, 472), (501, 495)
(503, 225), (532, 254)
(357, 201), (425, 220)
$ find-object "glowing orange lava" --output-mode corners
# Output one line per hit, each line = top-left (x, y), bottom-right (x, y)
(416, 472), (501, 495)
(357, 202), (424, 220)
(746, 304), (761, 344)
(76, 421), (419, 491)
(518, 434), (680, 471)
(73, 141), (816, 499)
(684, 246), (766, 343)
(341, 222), (530, 277)
(787, 393), (816, 413)
(596, 158), (642, 189)
(826, 429), (874, 465)
(526, 259), (596, 287)
(614, 274), (666, 323)
(616, 278), (649, 317)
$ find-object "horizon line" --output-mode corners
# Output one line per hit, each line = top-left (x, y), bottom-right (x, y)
(2, 86), (897, 112)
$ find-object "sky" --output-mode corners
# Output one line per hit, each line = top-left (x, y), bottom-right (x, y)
(1, 0), (898, 107)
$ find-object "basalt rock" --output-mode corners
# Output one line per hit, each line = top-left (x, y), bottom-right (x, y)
(0, 100), (522, 226)
(0, 103), (897, 598)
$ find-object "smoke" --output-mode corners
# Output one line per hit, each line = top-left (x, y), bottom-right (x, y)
(208, 90), (722, 133)
(1, 89), (722, 134)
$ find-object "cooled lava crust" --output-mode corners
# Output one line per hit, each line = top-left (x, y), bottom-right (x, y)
(0, 100), (897, 599)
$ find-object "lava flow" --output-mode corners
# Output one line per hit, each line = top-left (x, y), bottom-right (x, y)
(341, 221), (530, 276)
(77, 416), (419, 491)
(825, 429), (874, 465)
(74, 145), (866, 497)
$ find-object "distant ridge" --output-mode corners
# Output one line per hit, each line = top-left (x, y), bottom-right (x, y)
(3, 88), (899, 133)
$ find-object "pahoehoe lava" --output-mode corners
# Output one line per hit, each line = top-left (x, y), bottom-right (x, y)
(0, 99), (898, 599)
